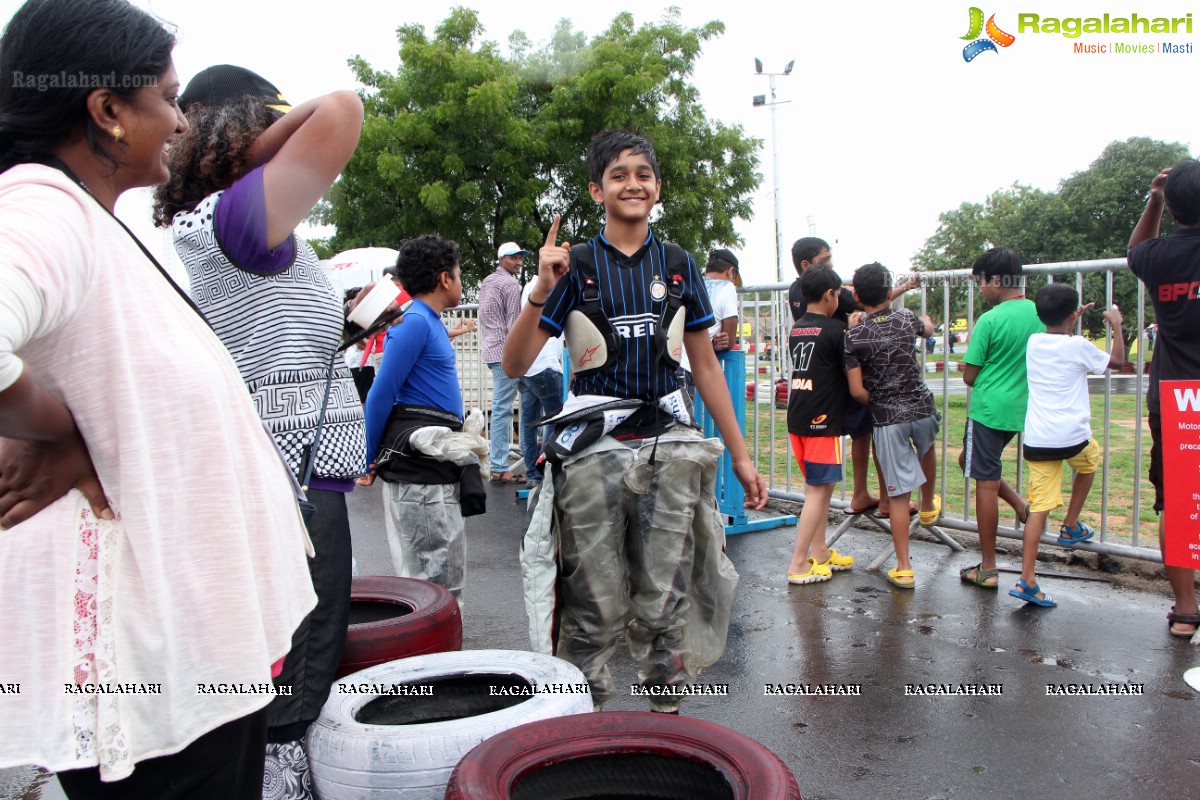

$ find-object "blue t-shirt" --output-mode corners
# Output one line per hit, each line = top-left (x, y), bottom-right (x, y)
(538, 230), (714, 403)
(363, 299), (463, 465)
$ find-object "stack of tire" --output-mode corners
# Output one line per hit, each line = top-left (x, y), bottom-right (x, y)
(445, 711), (803, 799)
(307, 650), (593, 799)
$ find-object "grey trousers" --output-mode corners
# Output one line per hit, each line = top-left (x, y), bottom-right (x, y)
(382, 482), (465, 599)
(549, 432), (735, 710)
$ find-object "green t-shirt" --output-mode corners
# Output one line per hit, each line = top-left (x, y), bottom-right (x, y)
(964, 298), (1044, 431)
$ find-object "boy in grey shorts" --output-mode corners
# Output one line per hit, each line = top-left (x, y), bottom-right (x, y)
(845, 263), (940, 589)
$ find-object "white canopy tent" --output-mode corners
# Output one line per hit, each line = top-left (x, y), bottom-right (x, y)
(322, 247), (400, 296)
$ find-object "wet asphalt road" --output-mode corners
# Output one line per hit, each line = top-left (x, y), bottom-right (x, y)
(5, 478), (1196, 800)
(349, 479), (1199, 800)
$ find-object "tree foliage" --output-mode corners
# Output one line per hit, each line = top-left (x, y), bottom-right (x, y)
(912, 137), (1190, 345)
(326, 7), (760, 288)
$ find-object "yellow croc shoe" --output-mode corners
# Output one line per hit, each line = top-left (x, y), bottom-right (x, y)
(885, 566), (916, 589)
(816, 549), (855, 572)
(788, 558), (833, 585)
(919, 495), (942, 527)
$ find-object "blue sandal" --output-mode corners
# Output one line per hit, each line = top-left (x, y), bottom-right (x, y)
(1057, 521), (1095, 546)
(1009, 578), (1056, 607)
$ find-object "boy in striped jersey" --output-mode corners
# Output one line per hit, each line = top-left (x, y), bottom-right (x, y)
(503, 130), (766, 712)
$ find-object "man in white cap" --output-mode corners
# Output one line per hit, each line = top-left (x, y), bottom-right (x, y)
(480, 242), (528, 481)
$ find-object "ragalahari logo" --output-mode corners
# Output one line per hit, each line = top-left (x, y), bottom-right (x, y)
(961, 7), (1016, 61)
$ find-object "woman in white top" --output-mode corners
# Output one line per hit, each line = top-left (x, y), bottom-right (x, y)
(0, 1), (316, 797)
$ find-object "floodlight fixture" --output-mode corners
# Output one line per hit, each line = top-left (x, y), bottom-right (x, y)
(751, 58), (794, 282)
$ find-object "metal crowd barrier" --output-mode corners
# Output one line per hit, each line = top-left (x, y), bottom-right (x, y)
(736, 256), (1161, 564)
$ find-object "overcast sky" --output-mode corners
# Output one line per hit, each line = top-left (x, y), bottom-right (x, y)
(3, 0), (1196, 285)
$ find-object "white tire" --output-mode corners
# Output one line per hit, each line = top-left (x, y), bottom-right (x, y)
(306, 649), (592, 800)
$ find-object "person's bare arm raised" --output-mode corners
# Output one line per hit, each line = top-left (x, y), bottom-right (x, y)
(1128, 168), (1170, 253)
(502, 214), (566, 378)
(247, 90), (365, 248)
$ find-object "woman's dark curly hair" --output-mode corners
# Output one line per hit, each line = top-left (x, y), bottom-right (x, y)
(394, 235), (461, 296)
(152, 96), (281, 226)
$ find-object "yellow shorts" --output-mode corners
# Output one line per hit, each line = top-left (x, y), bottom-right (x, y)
(1026, 439), (1100, 513)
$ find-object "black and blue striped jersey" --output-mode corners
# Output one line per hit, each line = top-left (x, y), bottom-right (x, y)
(539, 230), (714, 403)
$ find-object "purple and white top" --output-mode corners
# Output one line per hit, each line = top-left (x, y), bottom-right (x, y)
(172, 167), (366, 486)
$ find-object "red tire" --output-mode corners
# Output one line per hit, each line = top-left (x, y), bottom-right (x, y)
(445, 711), (801, 800)
(335, 576), (462, 679)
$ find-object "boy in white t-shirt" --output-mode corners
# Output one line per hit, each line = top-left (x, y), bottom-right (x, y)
(1014, 284), (1123, 607)
(675, 249), (740, 399)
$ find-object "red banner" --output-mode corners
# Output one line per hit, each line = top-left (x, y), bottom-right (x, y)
(1160, 380), (1200, 569)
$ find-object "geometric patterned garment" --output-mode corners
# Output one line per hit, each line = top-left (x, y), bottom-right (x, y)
(844, 307), (935, 427)
(173, 191), (366, 479)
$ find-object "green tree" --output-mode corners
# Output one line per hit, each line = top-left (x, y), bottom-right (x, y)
(306, 237), (336, 261)
(1060, 137), (1188, 257)
(1058, 137), (1188, 352)
(909, 187), (1078, 322)
(327, 7), (760, 288)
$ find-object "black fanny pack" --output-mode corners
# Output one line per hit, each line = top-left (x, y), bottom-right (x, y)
(374, 406), (486, 517)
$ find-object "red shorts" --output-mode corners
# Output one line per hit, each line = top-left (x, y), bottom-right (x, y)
(789, 433), (843, 485)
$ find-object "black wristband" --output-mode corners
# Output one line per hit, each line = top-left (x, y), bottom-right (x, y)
(528, 295), (547, 307)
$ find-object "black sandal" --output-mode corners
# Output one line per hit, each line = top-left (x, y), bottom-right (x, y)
(1167, 607), (1200, 638)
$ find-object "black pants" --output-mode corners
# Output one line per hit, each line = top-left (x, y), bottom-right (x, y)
(56, 705), (268, 799)
(268, 487), (353, 743)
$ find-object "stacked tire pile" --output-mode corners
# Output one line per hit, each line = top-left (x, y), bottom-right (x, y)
(313, 577), (800, 799)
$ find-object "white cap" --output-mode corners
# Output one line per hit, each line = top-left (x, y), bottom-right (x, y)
(497, 242), (529, 259)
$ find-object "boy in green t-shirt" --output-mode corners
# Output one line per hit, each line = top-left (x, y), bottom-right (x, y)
(957, 248), (1045, 589)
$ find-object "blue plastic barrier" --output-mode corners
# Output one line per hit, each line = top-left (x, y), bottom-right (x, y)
(522, 349), (797, 536)
(694, 350), (796, 535)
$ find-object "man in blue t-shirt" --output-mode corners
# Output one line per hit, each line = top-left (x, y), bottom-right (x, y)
(503, 130), (766, 713)
(361, 235), (467, 601)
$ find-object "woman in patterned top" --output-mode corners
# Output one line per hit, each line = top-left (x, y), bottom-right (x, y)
(153, 65), (365, 800)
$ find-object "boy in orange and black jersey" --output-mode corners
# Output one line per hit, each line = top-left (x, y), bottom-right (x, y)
(784, 267), (858, 584)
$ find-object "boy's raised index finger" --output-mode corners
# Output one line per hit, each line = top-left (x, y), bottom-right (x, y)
(545, 214), (562, 247)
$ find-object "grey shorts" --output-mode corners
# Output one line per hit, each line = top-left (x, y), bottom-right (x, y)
(873, 414), (940, 497)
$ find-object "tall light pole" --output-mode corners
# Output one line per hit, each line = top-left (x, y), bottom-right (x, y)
(753, 58), (793, 283)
